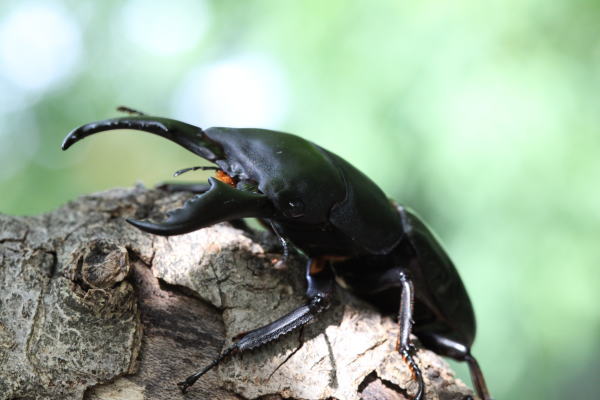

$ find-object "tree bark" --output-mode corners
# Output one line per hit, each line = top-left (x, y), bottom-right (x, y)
(0, 186), (474, 400)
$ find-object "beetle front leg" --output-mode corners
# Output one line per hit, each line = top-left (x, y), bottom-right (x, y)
(156, 182), (211, 194)
(177, 257), (335, 393)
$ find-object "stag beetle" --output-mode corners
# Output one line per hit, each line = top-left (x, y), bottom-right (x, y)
(61, 108), (493, 400)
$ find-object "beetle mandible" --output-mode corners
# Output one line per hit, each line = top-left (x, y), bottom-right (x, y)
(61, 108), (493, 400)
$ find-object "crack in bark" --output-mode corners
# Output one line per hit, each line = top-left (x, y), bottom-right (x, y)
(210, 263), (228, 310)
(358, 370), (411, 400)
(323, 331), (339, 389)
(24, 278), (47, 378)
(267, 327), (305, 380)
(0, 228), (29, 244)
(346, 338), (387, 368)
(46, 251), (58, 278)
(64, 221), (93, 242)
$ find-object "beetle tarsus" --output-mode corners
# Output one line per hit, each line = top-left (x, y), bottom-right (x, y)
(177, 346), (237, 393)
(177, 380), (191, 394)
(400, 346), (425, 400)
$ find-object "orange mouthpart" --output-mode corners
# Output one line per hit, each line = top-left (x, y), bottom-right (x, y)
(215, 170), (236, 187)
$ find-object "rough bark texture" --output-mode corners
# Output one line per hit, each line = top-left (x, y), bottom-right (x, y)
(0, 186), (475, 400)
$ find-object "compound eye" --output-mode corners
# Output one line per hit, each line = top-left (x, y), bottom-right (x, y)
(283, 199), (305, 218)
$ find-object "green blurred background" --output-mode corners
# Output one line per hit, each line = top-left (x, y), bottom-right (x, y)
(1, 0), (599, 398)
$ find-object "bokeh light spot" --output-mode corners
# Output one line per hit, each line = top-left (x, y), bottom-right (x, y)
(0, 114), (39, 181)
(120, 0), (209, 55)
(0, 2), (82, 91)
(172, 56), (288, 128)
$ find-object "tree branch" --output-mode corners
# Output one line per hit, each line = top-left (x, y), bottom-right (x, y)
(0, 186), (475, 400)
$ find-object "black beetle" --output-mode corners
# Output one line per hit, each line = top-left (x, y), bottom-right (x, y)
(62, 108), (492, 400)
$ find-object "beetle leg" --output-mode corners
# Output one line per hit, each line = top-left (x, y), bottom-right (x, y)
(396, 271), (425, 400)
(177, 258), (335, 393)
(464, 354), (492, 400)
(333, 264), (425, 399)
(269, 221), (290, 269)
(417, 333), (492, 400)
(156, 182), (211, 194)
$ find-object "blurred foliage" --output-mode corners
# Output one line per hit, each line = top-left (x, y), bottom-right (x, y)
(1, 0), (599, 398)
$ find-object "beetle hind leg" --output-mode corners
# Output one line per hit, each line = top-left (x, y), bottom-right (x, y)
(465, 354), (491, 400)
(418, 333), (492, 400)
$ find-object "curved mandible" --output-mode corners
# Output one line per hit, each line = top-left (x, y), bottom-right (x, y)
(127, 178), (276, 236)
(61, 116), (223, 161)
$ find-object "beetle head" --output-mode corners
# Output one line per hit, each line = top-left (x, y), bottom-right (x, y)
(62, 115), (346, 236)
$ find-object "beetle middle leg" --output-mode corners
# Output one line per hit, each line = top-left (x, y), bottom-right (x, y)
(396, 271), (425, 400)
(335, 265), (425, 400)
(177, 257), (335, 393)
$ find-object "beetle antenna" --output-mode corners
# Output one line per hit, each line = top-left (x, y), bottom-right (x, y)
(173, 166), (219, 177)
(116, 105), (146, 116)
